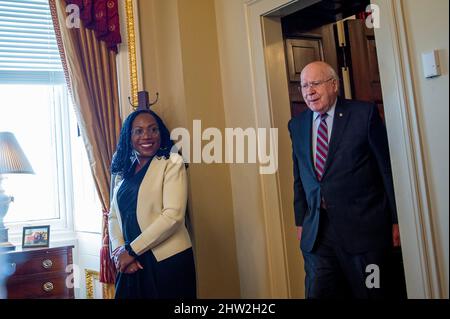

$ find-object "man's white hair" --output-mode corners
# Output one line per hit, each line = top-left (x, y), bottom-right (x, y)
(301, 61), (339, 80)
(327, 65), (339, 80)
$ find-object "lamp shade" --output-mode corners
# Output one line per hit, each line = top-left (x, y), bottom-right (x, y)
(0, 132), (34, 174)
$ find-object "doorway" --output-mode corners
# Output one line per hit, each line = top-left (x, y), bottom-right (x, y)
(281, 0), (407, 298)
(240, 0), (441, 299)
(282, 2), (385, 119)
(259, 0), (409, 298)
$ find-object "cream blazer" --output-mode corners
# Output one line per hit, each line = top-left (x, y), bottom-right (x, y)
(108, 153), (192, 261)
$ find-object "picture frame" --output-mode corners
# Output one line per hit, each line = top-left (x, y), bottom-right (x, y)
(85, 269), (110, 299)
(22, 225), (50, 248)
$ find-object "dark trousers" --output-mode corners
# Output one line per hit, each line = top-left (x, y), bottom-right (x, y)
(302, 209), (392, 299)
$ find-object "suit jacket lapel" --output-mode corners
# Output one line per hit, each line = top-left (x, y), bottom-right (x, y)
(324, 98), (351, 174)
(300, 110), (316, 177)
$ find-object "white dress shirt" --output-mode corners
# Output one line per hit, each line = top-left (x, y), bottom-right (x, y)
(312, 99), (337, 168)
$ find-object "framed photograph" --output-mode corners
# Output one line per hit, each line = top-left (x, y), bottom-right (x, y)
(22, 225), (50, 248)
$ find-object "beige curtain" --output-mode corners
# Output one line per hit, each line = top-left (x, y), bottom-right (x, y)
(49, 0), (122, 298)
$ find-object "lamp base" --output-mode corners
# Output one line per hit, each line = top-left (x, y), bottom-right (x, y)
(0, 242), (15, 251)
(0, 227), (15, 251)
(0, 183), (14, 251)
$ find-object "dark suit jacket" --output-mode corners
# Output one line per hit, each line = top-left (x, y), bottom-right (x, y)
(288, 98), (398, 254)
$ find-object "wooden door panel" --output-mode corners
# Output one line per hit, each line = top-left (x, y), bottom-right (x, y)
(286, 37), (324, 116)
(286, 38), (323, 82)
(347, 19), (384, 119)
(285, 23), (339, 117)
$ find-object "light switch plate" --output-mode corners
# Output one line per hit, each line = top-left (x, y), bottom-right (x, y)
(422, 50), (441, 78)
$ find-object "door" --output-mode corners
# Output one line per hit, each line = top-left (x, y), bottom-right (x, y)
(346, 19), (385, 120)
(282, 15), (406, 299)
(284, 23), (338, 117)
(346, 18), (407, 298)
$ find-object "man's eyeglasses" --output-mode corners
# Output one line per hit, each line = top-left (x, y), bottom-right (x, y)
(131, 126), (160, 137)
(299, 77), (334, 90)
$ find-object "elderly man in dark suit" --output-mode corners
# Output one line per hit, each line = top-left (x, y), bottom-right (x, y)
(288, 61), (400, 299)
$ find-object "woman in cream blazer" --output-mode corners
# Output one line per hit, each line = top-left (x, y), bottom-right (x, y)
(108, 109), (196, 299)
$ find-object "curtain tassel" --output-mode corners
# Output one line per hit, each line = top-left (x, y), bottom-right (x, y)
(100, 209), (116, 284)
(99, 244), (116, 284)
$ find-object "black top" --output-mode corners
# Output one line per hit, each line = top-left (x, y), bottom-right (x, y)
(117, 160), (151, 245)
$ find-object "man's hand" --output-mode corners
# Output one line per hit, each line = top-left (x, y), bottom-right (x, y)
(297, 226), (303, 241)
(392, 224), (401, 247)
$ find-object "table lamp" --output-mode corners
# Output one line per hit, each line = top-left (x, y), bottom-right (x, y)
(0, 132), (34, 251)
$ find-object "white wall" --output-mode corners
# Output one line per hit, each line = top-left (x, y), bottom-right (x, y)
(402, 0), (449, 298)
(134, 0), (449, 299)
(214, 0), (273, 298)
(215, 0), (450, 298)
(138, 0), (241, 298)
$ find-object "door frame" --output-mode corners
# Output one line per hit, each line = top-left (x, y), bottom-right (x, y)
(244, 0), (442, 298)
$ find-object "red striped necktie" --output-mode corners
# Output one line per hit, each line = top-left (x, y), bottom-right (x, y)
(315, 113), (329, 181)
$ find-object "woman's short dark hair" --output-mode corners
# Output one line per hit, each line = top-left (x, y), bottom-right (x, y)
(111, 109), (175, 178)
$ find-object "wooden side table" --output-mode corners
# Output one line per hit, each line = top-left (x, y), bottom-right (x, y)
(2, 245), (74, 299)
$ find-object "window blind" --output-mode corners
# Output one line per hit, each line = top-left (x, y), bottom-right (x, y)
(0, 0), (64, 84)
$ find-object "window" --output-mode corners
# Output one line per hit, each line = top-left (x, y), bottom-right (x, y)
(0, 0), (64, 84)
(0, 0), (101, 235)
